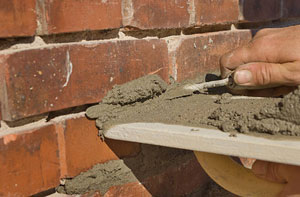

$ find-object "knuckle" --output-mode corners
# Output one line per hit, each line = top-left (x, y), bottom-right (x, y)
(220, 51), (231, 67)
(254, 64), (272, 86)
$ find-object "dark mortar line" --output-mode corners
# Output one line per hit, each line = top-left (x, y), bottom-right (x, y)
(1, 103), (96, 129)
(236, 18), (300, 33)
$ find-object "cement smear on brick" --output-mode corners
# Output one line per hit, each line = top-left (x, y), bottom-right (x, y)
(57, 144), (195, 195)
(87, 74), (300, 137)
(57, 160), (137, 194)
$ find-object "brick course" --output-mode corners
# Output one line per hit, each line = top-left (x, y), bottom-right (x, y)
(0, 0), (299, 38)
(0, 39), (169, 121)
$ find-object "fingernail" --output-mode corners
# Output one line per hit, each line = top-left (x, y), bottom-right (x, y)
(235, 70), (252, 85)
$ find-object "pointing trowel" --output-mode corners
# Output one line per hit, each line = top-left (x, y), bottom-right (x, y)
(184, 72), (278, 92)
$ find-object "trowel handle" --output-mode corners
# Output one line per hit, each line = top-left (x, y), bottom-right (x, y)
(227, 72), (280, 90)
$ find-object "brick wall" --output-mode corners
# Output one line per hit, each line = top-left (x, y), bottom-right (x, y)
(0, 0), (299, 196)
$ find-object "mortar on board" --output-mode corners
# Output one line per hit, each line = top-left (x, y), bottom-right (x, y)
(86, 74), (300, 197)
(86, 74), (300, 138)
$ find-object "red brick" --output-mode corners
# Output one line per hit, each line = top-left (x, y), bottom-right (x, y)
(169, 30), (252, 81)
(123, 0), (190, 29)
(195, 0), (239, 25)
(0, 125), (60, 196)
(141, 156), (209, 196)
(39, 0), (122, 35)
(282, 0), (300, 18)
(104, 182), (151, 197)
(82, 191), (102, 197)
(61, 116), (141, 177)
(0, 0), (37, 38)
(239, 0), (282, 22)
(0, 39), (169, 121)
(103, 155), (209, 196)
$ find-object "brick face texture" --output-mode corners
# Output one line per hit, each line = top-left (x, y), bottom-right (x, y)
(62, 116), (141, 177)
(42, 0), (122, 34)
(123, 0), (191, 29)
(168, 30), (252, 81)
(0, 39), (169, 121)
(0, 125), (60, 196)
(0, 0), (37, 38)
(105, 182), (152, 197)
(195, 0), (239, 25)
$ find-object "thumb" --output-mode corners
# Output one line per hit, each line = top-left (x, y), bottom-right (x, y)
(233, 61), (300, 87)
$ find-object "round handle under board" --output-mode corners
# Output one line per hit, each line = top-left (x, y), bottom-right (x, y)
(194, 151), (285, 197)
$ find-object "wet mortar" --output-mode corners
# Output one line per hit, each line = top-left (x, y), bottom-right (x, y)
(86, 74), (300, 137)
(56, 160), (138, 194)
(59, 74), (300, 195)
(57, 143), (234, 196)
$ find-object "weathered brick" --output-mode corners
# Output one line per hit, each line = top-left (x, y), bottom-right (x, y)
(0, 0), (37, 38)
(282, 0), (300, 18)
(122, 0), (191, 29)
(104, 182), (151, 197)
(82, 191), (103, 197)
(61, 116), (141, 177)
(39, 0), (122, 35)
(103, 155), (209, 196)
(195, 0), (239, 25)
(168, 30), (252, 81)
(0, 39), (169, 121)
(239, 0), (282, 22)
(141, 156), (209, 196)
(0, 125), (60, 196)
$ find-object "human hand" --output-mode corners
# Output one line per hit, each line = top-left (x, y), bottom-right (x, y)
(220, 25), (300, 96)
(252, 160), (300, 197)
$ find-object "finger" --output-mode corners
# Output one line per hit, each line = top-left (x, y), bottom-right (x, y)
(252, 160), (286, 183)
(253, 28), (282, 39)
(245, 86), (297, 97)
(220, 41), (269, 73)
(220, 35), (290, 73)
(233, 62), (300, 87)
(279, 183), (300, 197)
(239, 157), (256, 169)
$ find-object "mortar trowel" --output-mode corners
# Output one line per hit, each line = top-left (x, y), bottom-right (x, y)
(184, 72), (278, 92)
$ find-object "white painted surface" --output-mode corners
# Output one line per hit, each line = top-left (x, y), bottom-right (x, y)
(105, 122), (300, 166)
